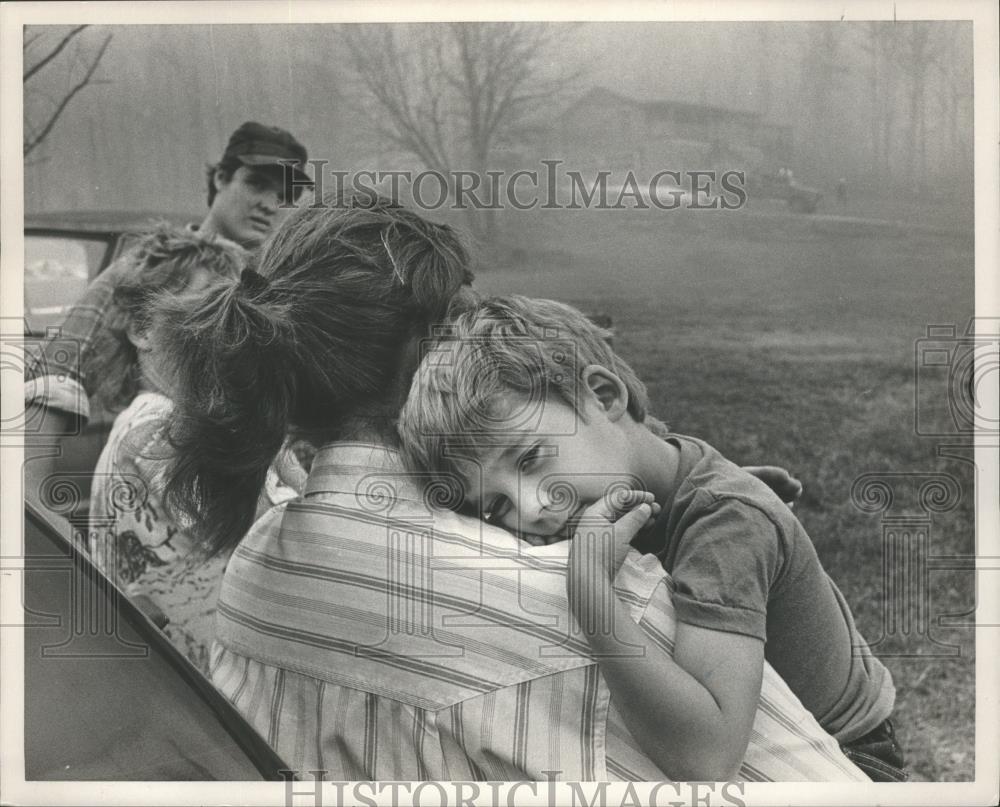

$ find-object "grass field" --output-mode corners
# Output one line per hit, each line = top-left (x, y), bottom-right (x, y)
(473, 202), (977, 781)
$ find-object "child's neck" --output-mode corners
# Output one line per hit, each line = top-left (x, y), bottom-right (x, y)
(136, 352), (170, 398)
(630, 423), (681, 506)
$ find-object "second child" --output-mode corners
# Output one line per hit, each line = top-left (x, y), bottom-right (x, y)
(86, 227), (301, 672)
(398, 294), (904, 782)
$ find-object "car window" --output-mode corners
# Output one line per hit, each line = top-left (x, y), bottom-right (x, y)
(25, 234), (110, 334)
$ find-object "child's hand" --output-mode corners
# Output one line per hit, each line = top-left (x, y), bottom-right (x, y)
(743, 465), (803, 506)
(569, 489), (660, 579)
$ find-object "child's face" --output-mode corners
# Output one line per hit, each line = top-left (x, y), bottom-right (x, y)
(460, 392), (640, 544)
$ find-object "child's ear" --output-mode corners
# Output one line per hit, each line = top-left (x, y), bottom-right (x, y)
(581, 364), (629, 421)
(125, 322), (152, 352)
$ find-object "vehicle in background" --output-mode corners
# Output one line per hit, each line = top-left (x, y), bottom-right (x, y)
(746, 170), (823, 214)
(25, 210), (196, 336)
(19, 210), (291, 782)
(23, 211), (197, 518)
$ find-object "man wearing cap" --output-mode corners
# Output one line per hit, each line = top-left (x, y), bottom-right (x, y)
(24, 121), (311, 423)
(201, 121), (312, 248)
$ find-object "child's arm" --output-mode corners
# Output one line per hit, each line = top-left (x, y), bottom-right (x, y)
(567, 492), (764, 781)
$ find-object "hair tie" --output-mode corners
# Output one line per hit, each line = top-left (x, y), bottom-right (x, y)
(240, 267), (270, 295)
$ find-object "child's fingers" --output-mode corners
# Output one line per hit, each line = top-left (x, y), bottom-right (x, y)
(608, 487), (655, 513)
(610, 501), (655, 542)
(579, 492), (654, 532)
(579, 498), (614, 524)
(643, 501), (662, 529)
(579, 488), (655, 525)
(569, 494), (658, 576)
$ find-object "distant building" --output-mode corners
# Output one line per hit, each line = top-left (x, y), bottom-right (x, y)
(542, 86), (793, 175)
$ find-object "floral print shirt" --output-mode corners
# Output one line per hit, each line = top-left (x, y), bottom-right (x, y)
(88, 391), (299, 674)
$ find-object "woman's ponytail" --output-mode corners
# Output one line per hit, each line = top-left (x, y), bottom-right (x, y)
(156, 194), (479, 553)
(156, 269), (296, 556)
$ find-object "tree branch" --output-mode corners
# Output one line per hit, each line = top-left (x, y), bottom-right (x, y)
(23, 25), (88, 82)
(23, 30), (45, 52)
(24, 33), (112, 156)
(343, 26), (454, 173)
(338, 21), (588, 237)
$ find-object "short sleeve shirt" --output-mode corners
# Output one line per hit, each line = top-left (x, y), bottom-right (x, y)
(633, 434), (895, 743)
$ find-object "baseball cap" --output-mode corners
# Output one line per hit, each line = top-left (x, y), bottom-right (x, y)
(222, 121), (312, 185)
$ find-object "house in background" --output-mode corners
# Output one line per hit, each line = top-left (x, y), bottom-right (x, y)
(544, 86), (793, 177)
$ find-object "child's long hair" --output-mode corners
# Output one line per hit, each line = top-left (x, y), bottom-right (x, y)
(156, 195), (475, 556)
(83, 225), (247, 411)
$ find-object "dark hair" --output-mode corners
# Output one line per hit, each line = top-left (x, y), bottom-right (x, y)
(205, 156), (243, 207)
(82, 225), (247, 411)
(157, 194), (476, 556)
(205, 158), (308, 207)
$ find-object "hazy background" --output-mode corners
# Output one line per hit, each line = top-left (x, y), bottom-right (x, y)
(23, 22), (973, 224)
(20, 21), (978, 782)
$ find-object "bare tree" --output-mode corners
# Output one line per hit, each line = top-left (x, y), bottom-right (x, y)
(927, 25), (973, 186)
(857, 23), (897, 184)
(340, 22), (584, 245)
(796, 24), (851, 172)
(23, 25), (112, 159)
(755, 26), (772, 120)
(894, 23), (942, 190)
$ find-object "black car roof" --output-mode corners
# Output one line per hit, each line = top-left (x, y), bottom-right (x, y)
(25, 209), (199, 234)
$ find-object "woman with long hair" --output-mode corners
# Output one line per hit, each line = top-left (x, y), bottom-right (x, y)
(151, 195), (863, 782)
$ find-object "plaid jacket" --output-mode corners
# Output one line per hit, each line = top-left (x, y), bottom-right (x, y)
(24, 224), (234, 421)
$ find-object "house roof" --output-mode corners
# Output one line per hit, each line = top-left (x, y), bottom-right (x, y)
(560, 86), (763, 123)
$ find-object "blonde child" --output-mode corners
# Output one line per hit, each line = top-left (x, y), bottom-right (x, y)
(85, 227), (299, 673)
(398, 295), (904, 782)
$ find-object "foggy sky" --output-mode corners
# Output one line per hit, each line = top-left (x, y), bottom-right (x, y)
(23, 22), (972, 215)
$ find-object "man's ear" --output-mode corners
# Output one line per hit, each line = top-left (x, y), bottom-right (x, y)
(581, 364), (629, 421)
(213, 167), (231, 195)
(125, 322), (152, 352)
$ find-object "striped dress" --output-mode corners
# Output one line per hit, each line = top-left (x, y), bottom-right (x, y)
(212, 442), (868, 781)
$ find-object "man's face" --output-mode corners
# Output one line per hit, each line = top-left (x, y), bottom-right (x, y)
(209, 165), (293, 248)
(460, 394), (638, 544)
